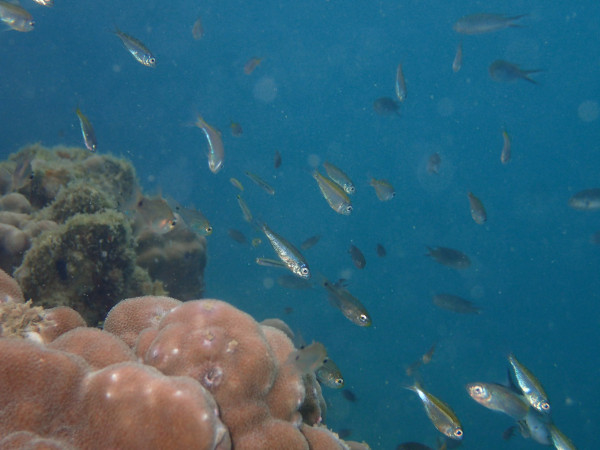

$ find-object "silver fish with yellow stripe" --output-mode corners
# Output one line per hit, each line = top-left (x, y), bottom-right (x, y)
(406, 382), (463, 440)
(260, 223), (310, 279)
(312, 170), (352, 215)
(115, 27), (156, 67)
(508, 353), (551, 415)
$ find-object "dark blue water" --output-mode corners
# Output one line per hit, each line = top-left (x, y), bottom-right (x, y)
(2, 0), (598, 448)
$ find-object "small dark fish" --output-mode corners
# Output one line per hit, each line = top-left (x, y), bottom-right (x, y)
(569, 188), (600, 210)
(433, 293), (481, 314)
(427, 152), (442, 174)
(426, 246), (471, 269)
(502, 425), (517, 441)
(452, 42), (463, 73)
(453, 13), (527, 35)
(114, 27), (156, 67)
(227, 228), (247, 244)
(229, 121), (243, 137)
(322, 278), (372, 327)
(348, 244), (366, 269)
(243, 57), (262, 75)
(276, 274), (313, 290)
(338, 429), (352, 440)
(467, 192), (487, 224)
(489, 60), (541, 84)
(373, 97), (400, 116)
(396, 443), (433, 450)
(192, 16), (204, 40)
(300, 235), (320, 250)
(342, 389), (356, 402)
(376, 243), (386, 257)
(274, 150), (282, 169)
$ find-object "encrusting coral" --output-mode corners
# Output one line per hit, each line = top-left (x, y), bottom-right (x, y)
(0, 270), (369, 449)
(0, 144), (207, 324)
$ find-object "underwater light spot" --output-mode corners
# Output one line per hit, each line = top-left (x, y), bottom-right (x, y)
(253, 76), (278, 103)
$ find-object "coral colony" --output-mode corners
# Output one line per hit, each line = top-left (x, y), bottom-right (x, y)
(0, 145), (368, 449)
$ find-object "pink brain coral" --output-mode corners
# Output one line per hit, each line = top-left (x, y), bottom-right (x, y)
(1, 278), (359, 449)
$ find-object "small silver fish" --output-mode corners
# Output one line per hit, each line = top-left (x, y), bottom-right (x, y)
(0, 1), (34, 32)
(261, 223), (311, 279)
(453, 13), (527, 35)
(406, 382), (463, 440)
(114, 28), (156, 67)
(568, 188), (600, 210)
(508, 353), (551, 414)
(466, 382), (529, 419)
(245, 171), (275, 195)
(195, 115), (224, 174)
(76, 107), (97, 152)
(452, 42), (463, 73)
(501, 128), (511, 164)
(322, 161), (355, 195)
(236, 195), (253, 223)
(395, 63), (407, 102)
(313, 170), (352, 215)
(548, 424), (576, 450)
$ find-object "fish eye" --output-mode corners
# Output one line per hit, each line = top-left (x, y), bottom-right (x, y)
(473, 386), (483, 395)
(541, 402), (550, 411)
(149, 58), (156, 64)
(454, 429), (463, 438)
(335, 378), (344, 385)
(301, 267), (309, 275)
(359, 314), (368, 323)
(346, 206), (353, 213)
(206, 226), (213, 233)
(170, 220), (177, 228)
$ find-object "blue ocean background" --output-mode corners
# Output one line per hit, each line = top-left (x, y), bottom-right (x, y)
(1, 0), (599, 448)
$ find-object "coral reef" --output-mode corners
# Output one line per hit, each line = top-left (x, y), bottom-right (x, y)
(0, 144), (207, 324)
(0, 271), (368, 449)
